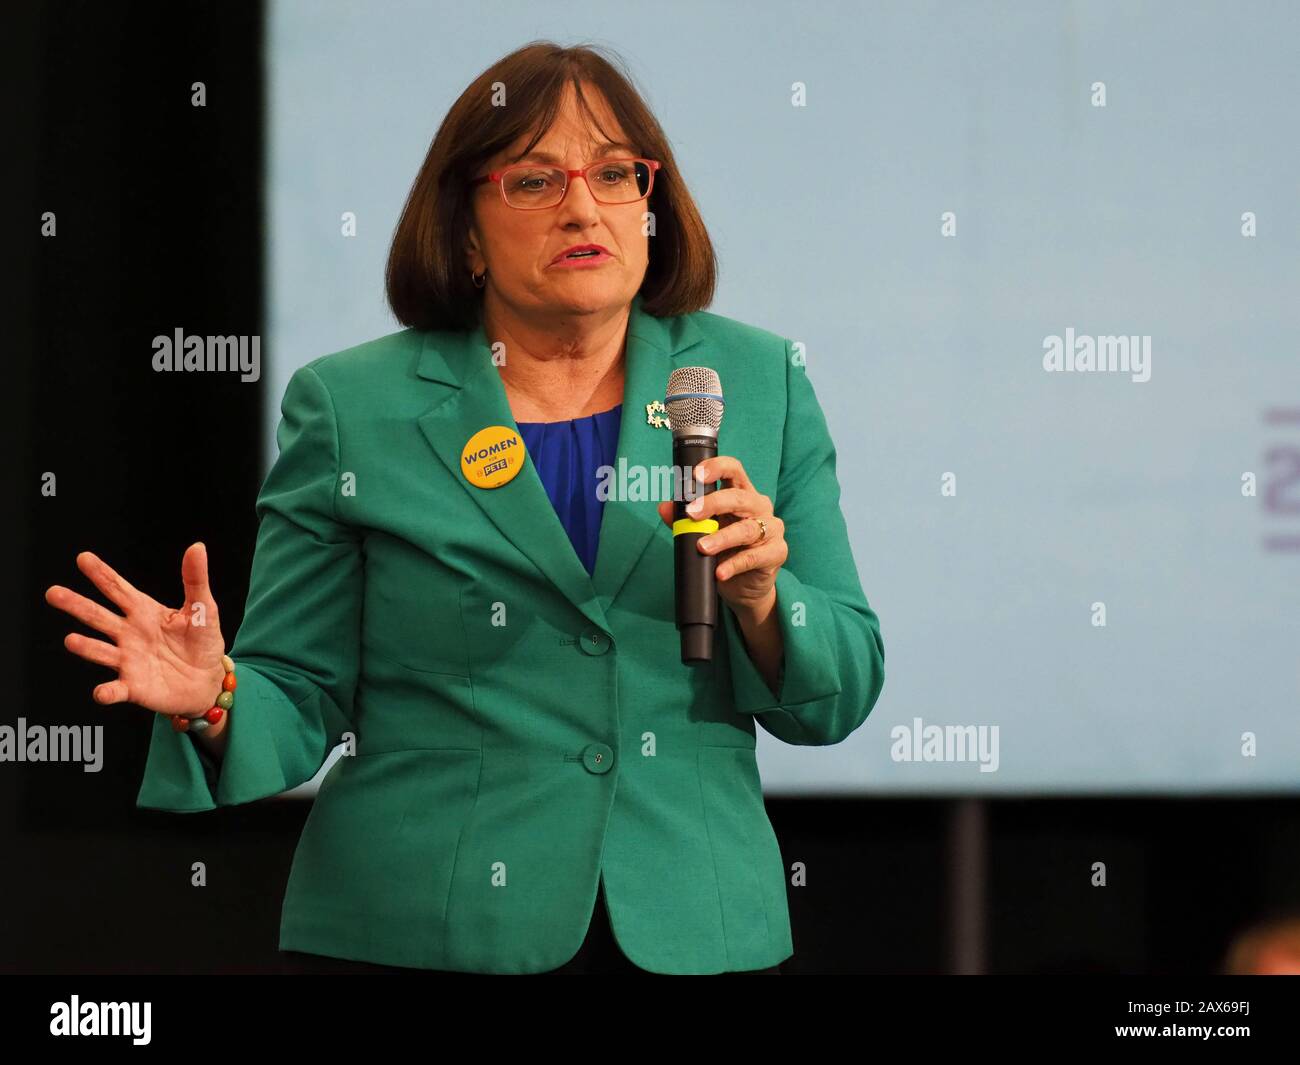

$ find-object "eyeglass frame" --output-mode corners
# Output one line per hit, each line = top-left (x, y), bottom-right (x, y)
(470, 157), (662, 210)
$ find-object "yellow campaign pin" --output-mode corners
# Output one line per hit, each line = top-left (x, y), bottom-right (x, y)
(461, 425), (525, 489)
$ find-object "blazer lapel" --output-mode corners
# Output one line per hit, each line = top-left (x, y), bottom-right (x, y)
(589, 299), (704, 611)
(415, 294), (705, 634)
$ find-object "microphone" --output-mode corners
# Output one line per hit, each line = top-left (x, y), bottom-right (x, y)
(665, 366), (725, 662)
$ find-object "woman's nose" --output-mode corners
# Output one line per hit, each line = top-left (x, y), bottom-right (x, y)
(556, 172), (602, 223)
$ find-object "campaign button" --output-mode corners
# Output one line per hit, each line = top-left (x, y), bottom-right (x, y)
(461, 425), (525, 489)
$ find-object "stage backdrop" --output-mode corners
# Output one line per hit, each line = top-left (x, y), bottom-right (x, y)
(266, 0), (1300, 795)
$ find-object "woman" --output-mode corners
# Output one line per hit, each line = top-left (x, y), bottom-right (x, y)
(43, 41), (885, 975)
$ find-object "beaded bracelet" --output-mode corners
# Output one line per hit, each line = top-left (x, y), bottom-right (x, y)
(172, 654), (235, 733)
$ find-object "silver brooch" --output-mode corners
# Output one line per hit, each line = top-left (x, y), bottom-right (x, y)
(645, 399), (670, 429)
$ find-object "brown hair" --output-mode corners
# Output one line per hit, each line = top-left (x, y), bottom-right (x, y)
(385, 40), (717, 333)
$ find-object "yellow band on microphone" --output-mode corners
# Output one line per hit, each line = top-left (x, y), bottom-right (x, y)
(672, 518), (719, 537)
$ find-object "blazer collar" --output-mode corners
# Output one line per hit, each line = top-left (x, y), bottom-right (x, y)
(415, 293), (705, 633)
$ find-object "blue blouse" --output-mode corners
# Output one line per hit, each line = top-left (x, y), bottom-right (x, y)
(516, 404), (623, 576)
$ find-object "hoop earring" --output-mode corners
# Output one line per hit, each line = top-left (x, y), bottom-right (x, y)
(471, 269), (486, 289)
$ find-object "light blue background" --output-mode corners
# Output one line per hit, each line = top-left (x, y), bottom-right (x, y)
(268, 0), (1300, 794)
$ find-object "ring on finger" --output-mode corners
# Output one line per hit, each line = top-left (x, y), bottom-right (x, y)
(754, 518), (768, 543)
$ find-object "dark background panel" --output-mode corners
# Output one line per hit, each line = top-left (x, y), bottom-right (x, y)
(16, 0), (271, 971)
(23, 0), (264, 825)
(10, 0), (1299, 975)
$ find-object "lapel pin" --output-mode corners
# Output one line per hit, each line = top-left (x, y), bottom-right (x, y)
(461, 425), (525, 489)
(645, 399), (670, 429)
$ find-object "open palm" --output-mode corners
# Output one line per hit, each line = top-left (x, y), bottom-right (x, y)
(45, 543), (227, 718)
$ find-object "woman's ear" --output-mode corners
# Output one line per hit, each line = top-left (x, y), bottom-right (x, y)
(465, 225), (483, 274)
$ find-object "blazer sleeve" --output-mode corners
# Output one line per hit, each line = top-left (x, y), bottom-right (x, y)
(135, 364), (363, 812)
(720, 340), (885, 746)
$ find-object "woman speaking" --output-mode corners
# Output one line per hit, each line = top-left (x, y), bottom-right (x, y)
(43, 41), (885, 975)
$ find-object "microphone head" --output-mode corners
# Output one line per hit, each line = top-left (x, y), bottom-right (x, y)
(665, 366), (724, 439)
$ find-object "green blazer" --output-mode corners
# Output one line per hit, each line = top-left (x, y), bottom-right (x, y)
(136, 293), (885, 974)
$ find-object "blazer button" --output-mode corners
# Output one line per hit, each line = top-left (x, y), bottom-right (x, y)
(581, 743), (614, 774)
(578, 627), (612, 656)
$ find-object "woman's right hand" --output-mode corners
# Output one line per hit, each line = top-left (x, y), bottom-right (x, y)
(45, 543), (228, 719)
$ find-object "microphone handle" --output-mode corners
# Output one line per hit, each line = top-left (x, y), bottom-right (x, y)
(672, 436), (719, 662)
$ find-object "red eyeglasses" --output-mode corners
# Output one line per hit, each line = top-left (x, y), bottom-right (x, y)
(470, 158), (662, 210)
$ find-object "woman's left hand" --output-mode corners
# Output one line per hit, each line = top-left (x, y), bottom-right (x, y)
(656, 456), (788, 617)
